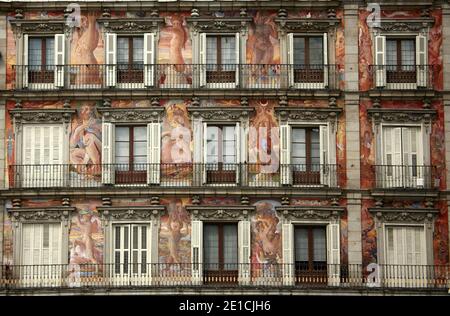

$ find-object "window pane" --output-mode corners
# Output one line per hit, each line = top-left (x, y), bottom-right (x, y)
(206, 36), (217, 65)
(115, 142), (130, 157)
(401, 40), (415, 66)
(133, 142), (146, 156)
(313, 228), (326, 262)
(292, 143), (306, 159)
(294, 227), (309, 262)
(45, 38), (54, 66)
(116, 127), (129, 141)
(293, 37), (305, 65)
(117, 37), (130, 64)
(204, 225), (219, 268)
(134, 126), (146, 141)
(309, 37), (323, 65)
(133, 37), (144, 64)
(223, 225), (238, 270)
(386, 40), (397, 66)
(221, 36), (236, 65)
(292, 128), (305, 141)
(28, 38), (42, 66)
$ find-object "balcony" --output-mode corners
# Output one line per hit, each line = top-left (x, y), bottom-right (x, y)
(11, 64), (340, 91)
(8, 163), (339, 189)
(374, 165), (437, 190)
(1, 264), (448, 292)
(369, 65), (435, 90)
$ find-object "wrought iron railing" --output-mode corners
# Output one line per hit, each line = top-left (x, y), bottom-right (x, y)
(368, 64), (436, 90)
(8, 163), (339, 189)
(0, 263), (448, 290)
(374, 165), (437, 189)
(11, 64), (340, 90)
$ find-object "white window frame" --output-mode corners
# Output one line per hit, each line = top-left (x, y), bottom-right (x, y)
(373, 32), (428, 89)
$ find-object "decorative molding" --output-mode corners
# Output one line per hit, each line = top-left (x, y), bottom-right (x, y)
(186, 17), (252, 34)
(188, 107), (254, 122)
(369, 207), (438, 225)
(10, 19), (66, 37)
(10, 108), (76, 129)
(98, 206), (166, 223)
(7, 207), (75, 224)
(275, 106), (342, 122)
(186, 205), (255, 221)
(97, 18), (164, 33)
(367, 108), (436, 125)
(97, 107), (165, 123)
(274, 18), (340, 34)
(276, 206), (344, 221)
(374, 18), (434, 33)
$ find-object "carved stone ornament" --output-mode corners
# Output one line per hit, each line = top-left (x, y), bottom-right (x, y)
(10, 19), (66, 37)
(98, 206), (166, 223)
(275, 206), (344, 221)
(367, 108), (436, 125)
(98, 107), (164, 123)
(97, 18), (164, 33)
(186, 17), (252, 34)
(8, 207), (75, 224)
(275, 106), (342, 122)
(186, 206), (255, 221)
(374, 18), (434, 33)
(188, 107), (254, 122)
(10, 108), (76, 128)
(274, 18), (340, 34)
(369, 208), (438, 224)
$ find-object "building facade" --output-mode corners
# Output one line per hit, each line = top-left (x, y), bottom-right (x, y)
(0, 0), (449, 295)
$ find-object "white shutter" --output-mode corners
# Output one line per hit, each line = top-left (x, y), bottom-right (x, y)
(327, 223), (340, 286)
(280, 124), (291, 185)
(202, 122), (208, 184)
(287, 33), (294, 87)
(22, 125), (34, 187)
(199, 33), (207, 87)
(22, 224), (34, 265)
(323, 33), (329, 87)
(54, 34), (65, 87)
(238, 220), (251, 284)
(23, 34), (29, 88)
(235, 122), (240, 184)
(191, 220), (203, 284)
(22, 223), (60, 265)
(147, 122), (161, 184)
(105, 33), (117, 87)
(101, 122), (114, 184)
(282, 223), (294, 285)
(235, 32), (240, 86)
(375, 35), (386, 87)
(144, 33), (155, 87)
(320, 125), (329, 186)
(416, 34), (427, 87)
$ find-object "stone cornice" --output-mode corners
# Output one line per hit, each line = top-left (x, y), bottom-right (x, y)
(7, 207), (75, 223)
(97, 107), (165, 123)
(97, 17), (164, 33)
(274, 18), (341, 33)
(368, 207), (438, 224)
(188, 107), (254, 121)
(10, 108), (76, 125)
(275, 206), (344, 221)
(275, 106), (343, 122)
(9, 18), (66, 36)
(97, 205), (166, 222)
(374, 18), (435, 33)
(367, 108), (436, 124)
(186, 17), (253, 34)
(186, 205), (255, 221)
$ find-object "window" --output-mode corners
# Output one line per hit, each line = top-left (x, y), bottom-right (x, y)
(113, 224), (150, 275)
(22, 223), (61, 265)
(291, 127), (320, 184)
(117, 36), (144, 83)
(27, 37), (55, 83)
(294, 226), (327, 282)
(22, 124), (64, 187)
(386, 38), (416, 81)
(205, 125), (237, 183)
(203, 223), (238, 282)
(385, 226), (425, 265)
(287, 33), (328, 87)
(382, 126), (423, 187)
(205, 35), (236, 83)
(115, 126), (147, 184)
